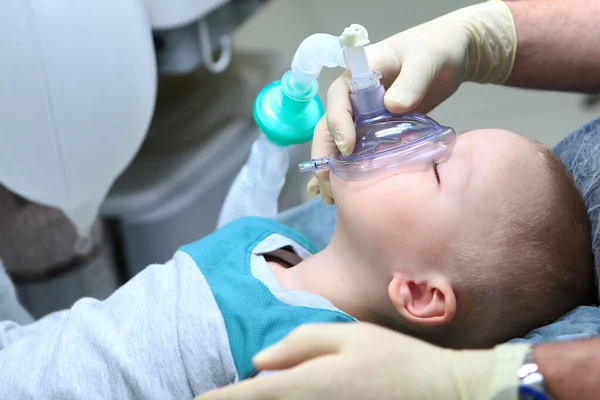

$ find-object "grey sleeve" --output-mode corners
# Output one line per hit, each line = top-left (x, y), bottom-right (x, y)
(0, 309), (68, 350)
(0, 251), (237, 399)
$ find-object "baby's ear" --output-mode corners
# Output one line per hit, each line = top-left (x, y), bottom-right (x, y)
(388, 273), (456, 327)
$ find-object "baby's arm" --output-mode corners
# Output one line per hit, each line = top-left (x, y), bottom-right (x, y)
(0, 309), (69, 350)
(0, 252), (236, 399)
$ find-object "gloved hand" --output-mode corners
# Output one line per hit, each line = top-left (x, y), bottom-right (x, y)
(197, 322), (531, 400)
(308, 0), (517, 204)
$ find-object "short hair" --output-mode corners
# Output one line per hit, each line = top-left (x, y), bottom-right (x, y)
(449, 138), (596, 348)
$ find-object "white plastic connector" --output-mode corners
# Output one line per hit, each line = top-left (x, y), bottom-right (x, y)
(339, 24), (370, 47)
(339, 24), (380, 93)
(339, 24), (371, 78)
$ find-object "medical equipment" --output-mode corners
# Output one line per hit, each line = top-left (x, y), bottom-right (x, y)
(0, 0), (266, 248)
(217, 31), (346, 228)
(0, 0), (156, 246)
(0, 0), (268, 316)
(101, 51), (296, 277)
(298, 113), (456, 181)
(298, 25), (457, 180)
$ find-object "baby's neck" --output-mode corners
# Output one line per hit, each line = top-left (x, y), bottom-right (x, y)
(268, 246), (377, 321)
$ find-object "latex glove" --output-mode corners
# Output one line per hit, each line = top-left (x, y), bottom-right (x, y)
(196, 322), (531, 400)
(308, 0), (517, 203)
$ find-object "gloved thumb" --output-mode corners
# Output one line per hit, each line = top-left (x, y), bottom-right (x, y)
(384, 55), (435, 114)
(253, 323), (349, 370)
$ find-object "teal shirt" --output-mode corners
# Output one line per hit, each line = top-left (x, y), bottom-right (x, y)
(180, 217), (356, 379)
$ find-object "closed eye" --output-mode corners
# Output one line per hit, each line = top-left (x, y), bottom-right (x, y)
(432, 161), (440, 185)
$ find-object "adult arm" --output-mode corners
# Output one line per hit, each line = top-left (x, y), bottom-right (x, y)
(505, 0), (600, 93)
(198, 322), (600, 400)
(535, 337), (600, 399)
(197, 323), (523, 400)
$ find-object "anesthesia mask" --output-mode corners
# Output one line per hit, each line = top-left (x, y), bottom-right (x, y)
(298, 24), (456, 181)
(299, 111), (457, 181)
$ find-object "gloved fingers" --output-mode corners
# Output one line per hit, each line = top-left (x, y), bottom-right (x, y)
(410, 77), (460, 115)
(310, 115), (336, 204)
(325, 72), (355, 157)
(364, 39), (404, 89)
(253, 323), (350, 370)
(306, 176), (320, 196)
(313, 39), (401, 160)
(384, 53), (436, 114)
(310, 115), (335, 162)
(197, 357), (343, 400)
(195, 368), (306, 400)
(320, 190), (334, 206)
(306, 177), (334, 205)
(307, 176), (333, 205)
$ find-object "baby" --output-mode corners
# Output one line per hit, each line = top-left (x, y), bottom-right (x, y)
(323, 128), (595, 348)
(0, 129), (594, 398)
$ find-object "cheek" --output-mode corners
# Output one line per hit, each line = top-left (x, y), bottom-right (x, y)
(333, 182), (372, 230)
(329, 172), (340, 198)
(329, 173), (371, 203)
(333, 171), (436, 222)
(375, 172), (435, 208)
(332, 170), (449, 253)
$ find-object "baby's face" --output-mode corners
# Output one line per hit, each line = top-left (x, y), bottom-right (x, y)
(330, 129), (540, 274)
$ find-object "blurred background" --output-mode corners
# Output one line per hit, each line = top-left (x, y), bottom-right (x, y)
(2, 0), (598, 317)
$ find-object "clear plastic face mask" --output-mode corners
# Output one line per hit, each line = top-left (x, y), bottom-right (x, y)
(299, 112), (457, 181)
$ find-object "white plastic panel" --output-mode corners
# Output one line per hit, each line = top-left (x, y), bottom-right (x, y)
(143, 0), (229, 30)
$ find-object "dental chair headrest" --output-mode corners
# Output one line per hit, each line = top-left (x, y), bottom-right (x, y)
(554, 117), (600, 301)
